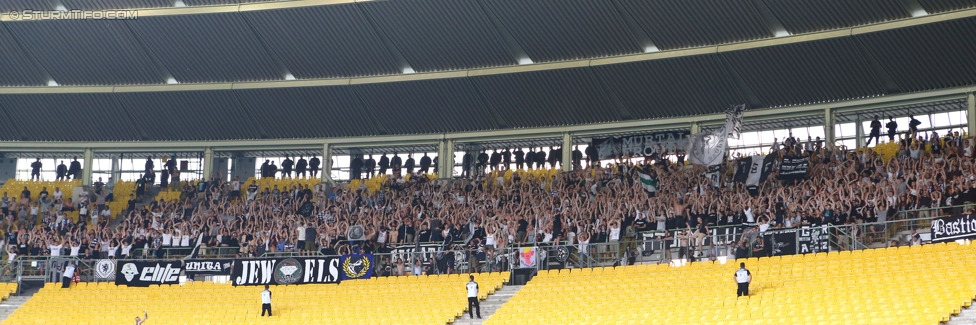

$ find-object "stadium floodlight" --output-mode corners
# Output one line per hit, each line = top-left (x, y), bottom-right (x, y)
(47, 80), (60, 87)
(402, 67), (416, 74)
(517, 57), (533, 65)
(55, 4), (67, 11)
(911, 8), (928, 17)
(643, 45), (659, 53)
(166, 77), (179, 85)
(174, 0), (187, 7)
(284, 73), (296, 81)
(774, 29), (791, 38)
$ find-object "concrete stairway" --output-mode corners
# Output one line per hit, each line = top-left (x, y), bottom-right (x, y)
(453, 285), (521, 325)
(0, 296), (31, 323)
(945, 301), (976, 325)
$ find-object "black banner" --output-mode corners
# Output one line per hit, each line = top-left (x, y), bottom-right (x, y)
(778, 156), (809, 180)
(931, 214), (976, 243)
(183, 259), (233, 275)
(593, 131), (690, 160)
(116, 261), (182, 287)
(797, 226), (829, 254)
(231, 257), (340, 286)
(733, 157), (751, 183)
(762, 228), (797, 256)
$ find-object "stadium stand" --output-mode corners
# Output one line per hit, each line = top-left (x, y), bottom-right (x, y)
(486, 243), (976, 325)
(2, 272), (507, 325)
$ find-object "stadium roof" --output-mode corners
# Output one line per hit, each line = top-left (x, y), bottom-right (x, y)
(0, 1), (975, 143)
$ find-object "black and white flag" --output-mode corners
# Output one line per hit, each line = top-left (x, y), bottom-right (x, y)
(687, 104), (745, 167)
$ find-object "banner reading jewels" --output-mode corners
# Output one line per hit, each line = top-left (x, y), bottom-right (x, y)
(931, 214), (976, 243)
(592, 131), (690, 160)
(116, 261), (182, 287)
(231, 257), (340, 286)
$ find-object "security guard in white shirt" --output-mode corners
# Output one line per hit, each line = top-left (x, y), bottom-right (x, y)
(734, 262), (752, 297)
(466, 275), (481, 319)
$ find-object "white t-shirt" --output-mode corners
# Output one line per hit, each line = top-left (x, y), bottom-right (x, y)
(485, 234), (496, 247)
(49, 245), (63, 256)
(69, 245), (81, 256)
(609, 227), (621, 242)
(180, 235), (191, 247)
(735, 268), (751, 283)
(466, 282), (478, 298)
(161, 233), (173, 246)
(261, 290), (272, 304)
(121, 245), (132, 256)
(63, 264), (75, 278)
(297, 227), (306, 241)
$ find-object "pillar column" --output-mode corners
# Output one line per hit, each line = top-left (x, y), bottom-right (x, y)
(855, 115), (865, 149)
(967, 93), (975, 137)
(202, 147), (214, 180)
(561, 132), (572, 172)
(82, 148), (93, 186)
(824, 108), (835, 149)
(438, 139), (455, 180)
(111, 156), (120, 181)
(322, 143), (335, 185)
(690, 122), (701, 135)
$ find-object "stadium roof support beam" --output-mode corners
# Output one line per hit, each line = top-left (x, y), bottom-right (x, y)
(322, 142), (335, 186)
(202, 147), (214, 180)
(353, 2), (416, 76)
(749, 0), (791, 37)
(1, 8), (974, 95)
(561, 132), (572, 172)
(473, 0), (534, 65)
(608, 0), (660, 53)
(968, 93), (975, 135)
(82, 148), (93, 186)
(824, 108), (836, 149)
(0, 85), (971, 154)
(438, 139), (455, 180)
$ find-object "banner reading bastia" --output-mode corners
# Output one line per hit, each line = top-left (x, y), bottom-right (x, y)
(931, 214), (976, 243)
(592, 131), (690, 160)
(231, 257), (341, 286)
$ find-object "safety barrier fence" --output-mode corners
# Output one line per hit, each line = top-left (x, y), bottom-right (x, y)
(3, 202), (967, 292)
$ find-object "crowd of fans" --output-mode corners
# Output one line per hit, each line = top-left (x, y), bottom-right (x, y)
(0, 127), (971, 275)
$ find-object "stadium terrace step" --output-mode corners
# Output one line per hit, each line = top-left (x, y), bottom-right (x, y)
(946, 300), (976, 325)
(453, 285), (522, 325)
(0, 296), (31, 322)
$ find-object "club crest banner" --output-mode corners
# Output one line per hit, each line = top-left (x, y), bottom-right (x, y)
(339, 254), (374, 280)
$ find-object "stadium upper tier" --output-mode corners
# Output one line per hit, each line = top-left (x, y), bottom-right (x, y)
(0, 5), (974, 142)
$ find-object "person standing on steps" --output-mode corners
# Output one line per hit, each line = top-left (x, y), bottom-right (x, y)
(466, 275), (481, 319)
(261, 285), (273, 317)
(735, 262), (752, 297)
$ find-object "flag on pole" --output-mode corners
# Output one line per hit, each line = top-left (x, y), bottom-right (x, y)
(637, 170), (658, 194)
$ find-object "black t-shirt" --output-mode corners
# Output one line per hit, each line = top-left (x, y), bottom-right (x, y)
(634, 219), (650, 232)
(418, 229), (431, 242)
(517, 219), (528, 232)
